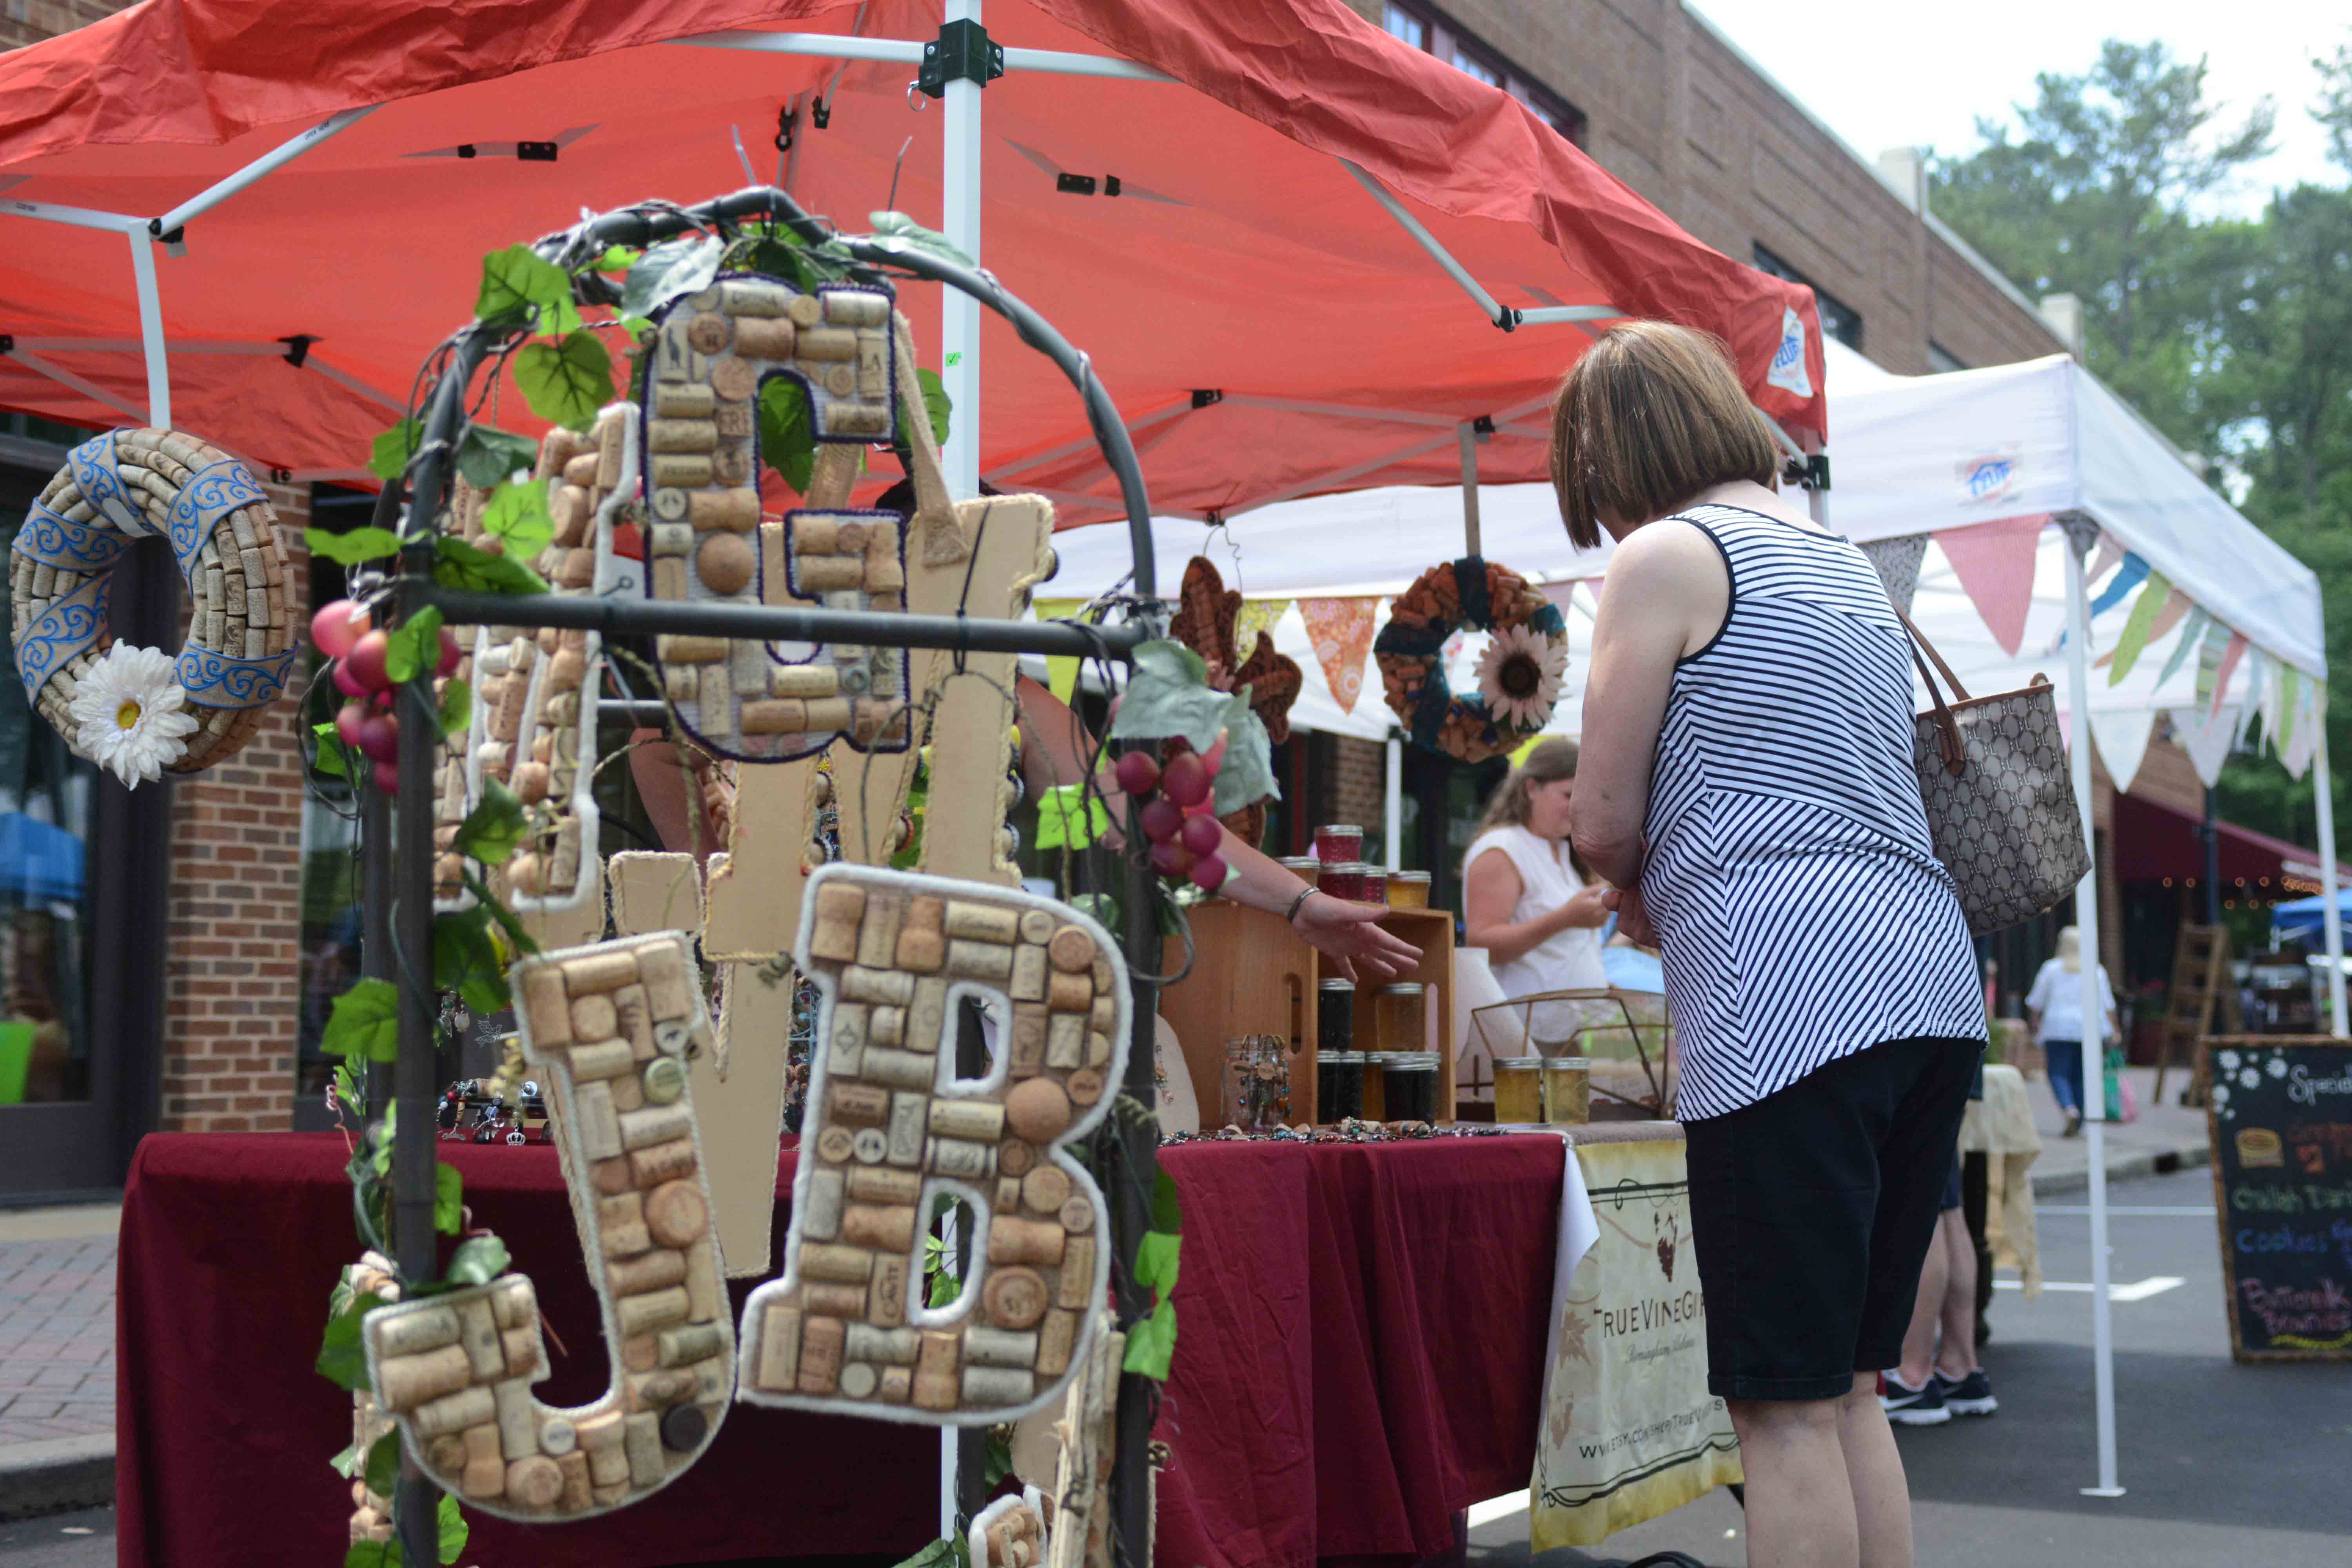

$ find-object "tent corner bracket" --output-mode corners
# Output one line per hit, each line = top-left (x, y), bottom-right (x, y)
(919, 18), (1005, 98)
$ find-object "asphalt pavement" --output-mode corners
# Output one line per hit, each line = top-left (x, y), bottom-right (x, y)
(1468, 1166), (2352, 1567)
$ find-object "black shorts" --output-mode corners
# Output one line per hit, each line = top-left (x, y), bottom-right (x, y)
(1682, 1035), (1982, 1402)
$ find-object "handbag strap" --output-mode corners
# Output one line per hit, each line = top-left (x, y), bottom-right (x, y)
(1896, 608), (1969, 778)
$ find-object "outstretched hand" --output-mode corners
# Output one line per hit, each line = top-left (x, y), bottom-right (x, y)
(1294, 893), (1423, 984)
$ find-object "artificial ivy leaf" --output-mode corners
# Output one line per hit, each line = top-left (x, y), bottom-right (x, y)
(462, 867), (541, 958)
(888, 1541), (960, 1568)
(322, 978), (400, 1063)
(982, 1427), (1014, 1488)
(344, 1539), (401, 1568)
(1209, 691), (1280, 816)
(592, 245), (641, 274)
(316, 1287), (386, 1392)
(434, 535), (548, 597)
(916, 367), (952, 447)
(364, 1428), (401, 1497)
(1151, 1166), (1183, 1234)
(868, 210), (974, 267)
(1109, 640), (1230, 751)
(480, 477), (554, 563)
(368, 417), (423, 482)
(1134, 1229), (1182, 1295)
(454, 777), (528, 866)
(454, 424), (540, 490)
(436, 677), (471, 739)
(476, 244), (582, 337)
(514, 332), (614, 432)
(383, 606), (443, 685)
(755, 376), (816, 494)
(311, 720), (350, 781)
(1068, 892), (1121, 941)
(1121, 1294), (1179, 1381)
(434, 904), (509, 1016)
(306, 526), (401, 566)
(621, 234), (725, 321)
(333, 1061), (363, 1120)
(438, 1494), (467, 1565)
(446, 1233), (510, 1288)
(1032, 784), (1109, 852)
(434, 1161), (463, 1236)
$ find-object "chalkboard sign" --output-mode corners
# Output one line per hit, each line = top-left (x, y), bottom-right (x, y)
(2202, 1036), (2352, 1362)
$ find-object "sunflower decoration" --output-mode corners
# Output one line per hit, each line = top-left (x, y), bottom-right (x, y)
(1165, 556), (1301, 844)
(1375, 557), (1568, 763)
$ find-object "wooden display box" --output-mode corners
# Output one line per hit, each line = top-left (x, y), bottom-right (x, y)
(1158, 899), (1455, 1126)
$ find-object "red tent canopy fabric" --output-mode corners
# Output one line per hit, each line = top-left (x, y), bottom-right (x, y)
(0, 0), (1824, 526)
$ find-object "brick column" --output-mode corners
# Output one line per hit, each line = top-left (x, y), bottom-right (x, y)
(157, 486), (312, 1132)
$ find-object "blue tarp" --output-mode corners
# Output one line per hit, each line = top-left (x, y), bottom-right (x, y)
(0, 812), (83, 901)
(2274, 889), (2352, 944)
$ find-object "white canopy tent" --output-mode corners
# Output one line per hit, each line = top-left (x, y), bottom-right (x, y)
(1045, 338), (2342, 1500)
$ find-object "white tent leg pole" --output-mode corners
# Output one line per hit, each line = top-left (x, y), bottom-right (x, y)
(2063, 533), (2125, 1499)
(938, 2), (983, 1534)
(1459, 423), (1481, 557)
(127, 230), (170, 428)
(1385, 735), (1403, 870)
(2316, 716), (2347, 1035)
(939, 0), (983, 501)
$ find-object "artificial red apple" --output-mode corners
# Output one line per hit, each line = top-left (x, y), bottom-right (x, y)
(344, 629), (392, 692)
(356, 713), (400, 764)
(1178, 815), (1223, 857)
(310, 598), (370, 658)
(334, 702), (368, 749)
(1160, 750), (1209, 809)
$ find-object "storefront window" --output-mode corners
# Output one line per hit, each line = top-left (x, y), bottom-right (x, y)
(0, 463), (98, 1106)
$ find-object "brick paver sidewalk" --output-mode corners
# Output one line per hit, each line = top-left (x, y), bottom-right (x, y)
(0, 1235), (114, 1447)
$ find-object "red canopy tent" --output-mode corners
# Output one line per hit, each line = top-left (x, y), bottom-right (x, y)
(0, 0), (1824, 527)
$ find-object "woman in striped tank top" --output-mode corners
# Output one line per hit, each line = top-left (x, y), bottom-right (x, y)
(1557, 323), (1984, 1568)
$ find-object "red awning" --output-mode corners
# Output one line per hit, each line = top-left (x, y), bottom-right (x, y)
(0, 0), (1825, 523)
(2113, 792), (2352, 897)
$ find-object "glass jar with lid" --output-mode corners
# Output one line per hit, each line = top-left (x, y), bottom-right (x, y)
(1318, 861), (1367, 902)
(1381, 1052), (1441, 1122)
(1385, 870), (1430, 908)
(1359, 866), (1388, 904)
(1316, 979), (1355, 1056)
(1375, 982), (1427, 1056)
(1314, 823), (1364, 865)
(1494, 1056), (1546, 1123)
(1316, 1051), (1367, 1122)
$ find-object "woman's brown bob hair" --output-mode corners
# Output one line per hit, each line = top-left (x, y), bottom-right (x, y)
(1549, 321), (1781, 550)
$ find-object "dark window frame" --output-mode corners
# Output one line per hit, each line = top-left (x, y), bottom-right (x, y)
(1753, 243), (1864, 352)
(1379, 0), (1588, 147)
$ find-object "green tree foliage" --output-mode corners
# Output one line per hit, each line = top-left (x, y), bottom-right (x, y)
(1935, 35), (2352, 853)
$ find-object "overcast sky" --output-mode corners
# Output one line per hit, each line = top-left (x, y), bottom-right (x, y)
(1688, 0), (2347, 216)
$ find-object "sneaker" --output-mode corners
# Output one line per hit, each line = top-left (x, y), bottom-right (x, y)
(1879, 1372), (1951, 1426)
(2063, 1111), (2083, 1138)
(1934, 1369), (1998, 1417)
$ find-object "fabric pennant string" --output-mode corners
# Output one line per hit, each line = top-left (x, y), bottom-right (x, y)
(1299, 597), (1377, 715)
(1935, 514), (2047, 657)
(2153, 606), (2208, 692)
(1031, 598), (1086, 707)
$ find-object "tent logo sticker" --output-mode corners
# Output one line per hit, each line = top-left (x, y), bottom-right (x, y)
(1766, 307), (1812, 397)
(1958, 447), (2022, 505)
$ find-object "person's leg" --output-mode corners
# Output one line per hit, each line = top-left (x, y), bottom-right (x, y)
(1837, 1370), (1916, 1568)
(1934, 1209), (1978, 1380)
(2045, 1038), (2083, 1126)
(1892, 1212), (1950, 1390)
(1727, 1394), (1862, 1568)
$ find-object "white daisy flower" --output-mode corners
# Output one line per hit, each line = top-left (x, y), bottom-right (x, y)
(2218, 1050), (2241, 1071)
(66, 643), (196, 789)
(2240, 1067), (2261, 1089)
(2267, 1056), (2288, 1077)
(1475, 623), (1567, 730)
(2212, 1084), (2230, 1106)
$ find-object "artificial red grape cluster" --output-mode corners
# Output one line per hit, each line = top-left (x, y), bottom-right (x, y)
(1114, 735), (1236, 895)
(310, 597), (461, 795)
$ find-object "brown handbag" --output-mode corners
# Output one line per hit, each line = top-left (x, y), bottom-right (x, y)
(1902, 613), (2092, 935)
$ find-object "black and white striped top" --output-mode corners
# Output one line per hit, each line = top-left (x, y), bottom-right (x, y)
(1641, 505), (1984, 1121)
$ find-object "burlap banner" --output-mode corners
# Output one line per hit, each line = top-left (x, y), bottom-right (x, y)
(1530, 1136), (1742, 1550)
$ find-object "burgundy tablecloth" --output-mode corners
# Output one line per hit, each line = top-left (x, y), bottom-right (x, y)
(117, 1130), (1576, 1567)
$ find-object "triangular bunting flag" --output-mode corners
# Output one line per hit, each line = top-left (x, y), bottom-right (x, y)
(2104, 573), (2173, 684)
(2245, 649), (2270, 739)
(1299, 597), (1378, 715)
(2206, 629), (2247, 717)
(2088, 533), (2123, 584)
(1032, 599), (1085, 706)
(1233, 597), (1292, 655)
(2282, 682), (2321, 780)
(2088, 710), (2156, 794)
(1936, 514), (2048, 656)
(2171, 704), (2244, 786)
(2154, 606), (2208, 691)
(1860, 535), (1929, 615)
(2279, 666), (2301, 759)
(2088, 552), (2152, 617)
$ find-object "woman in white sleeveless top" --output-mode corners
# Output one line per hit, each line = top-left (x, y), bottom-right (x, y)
(1463, 739), (1609, 1047)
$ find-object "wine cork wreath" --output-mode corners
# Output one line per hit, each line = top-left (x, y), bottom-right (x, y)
(366, 931), (731, 1519)
(1372, 555), (1568, 764)
(11, 428), (295, 784)
(739, 866), (1130, 1425)
(639, 277), (900, 761)
(434, 408), (632, 910)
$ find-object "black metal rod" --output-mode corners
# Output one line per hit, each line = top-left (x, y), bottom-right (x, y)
(430, 588), (1146, 657)
(2201, 786), (2222, 927)
(361, 786), (393, 1115)
(1110, 727), (1164, 1568)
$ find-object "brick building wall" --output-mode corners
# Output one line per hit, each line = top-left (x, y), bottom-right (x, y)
(1315, 734), (1388, 840)
(0, 0), (127, 53)
(1345, 0), (2067, 372)
(161, 495), (311, 1133)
